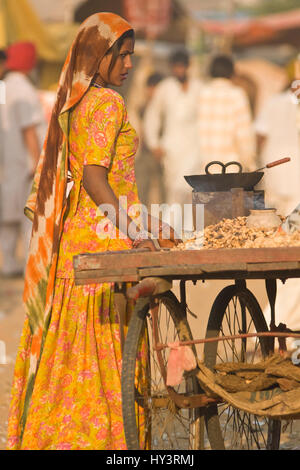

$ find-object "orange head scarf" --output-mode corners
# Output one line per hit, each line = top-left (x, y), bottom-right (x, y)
(21, 12), (133, 436)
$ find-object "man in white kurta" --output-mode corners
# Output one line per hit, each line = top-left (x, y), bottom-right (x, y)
(197, 55), (256, 172)
(255, 65), (300, 335)
(0, 42), (46, 276)
(143, 49), (202, 232)
(255, 88), (300, 216)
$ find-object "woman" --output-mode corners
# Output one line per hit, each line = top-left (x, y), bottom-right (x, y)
(6, 13), (177, 450)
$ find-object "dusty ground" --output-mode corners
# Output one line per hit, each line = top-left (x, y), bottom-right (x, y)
(0, 273), (300, 450)
(0, 275), (24, 450)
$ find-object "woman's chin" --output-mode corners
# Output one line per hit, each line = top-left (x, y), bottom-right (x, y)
(110, 80), (122, 87)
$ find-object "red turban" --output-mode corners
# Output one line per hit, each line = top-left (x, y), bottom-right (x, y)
(5, 42), (37, 73)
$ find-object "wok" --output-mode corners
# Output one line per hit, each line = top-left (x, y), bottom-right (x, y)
(184, 161), (262, 192)
(184, 158), (290, 192)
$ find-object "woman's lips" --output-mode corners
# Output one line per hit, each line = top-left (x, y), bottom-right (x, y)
(121, 73), (128, 80)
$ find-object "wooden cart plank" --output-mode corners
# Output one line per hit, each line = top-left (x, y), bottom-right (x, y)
(75, 275), (140, 285)
(73, 247), (300, 286)
(74, 267), (139, 285)
(74, 248), (300, 273)
(139, 263), (248, 277)
(247, 261), (300, 272)
(75, 267), (139, 279)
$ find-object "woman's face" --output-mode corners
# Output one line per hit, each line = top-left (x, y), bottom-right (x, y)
(98, 37), (134, 87)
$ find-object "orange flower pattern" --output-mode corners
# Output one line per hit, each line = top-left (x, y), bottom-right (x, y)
(56, 86), (140, 277)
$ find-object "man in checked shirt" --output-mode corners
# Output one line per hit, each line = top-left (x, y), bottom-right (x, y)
(198, 54), (256, 173)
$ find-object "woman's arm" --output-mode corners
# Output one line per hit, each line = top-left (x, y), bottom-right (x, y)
(83, 165), (156, 251)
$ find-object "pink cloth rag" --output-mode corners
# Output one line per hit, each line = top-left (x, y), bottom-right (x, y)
(166, 342), (197, 387)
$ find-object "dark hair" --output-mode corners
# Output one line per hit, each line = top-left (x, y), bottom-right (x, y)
(0, 50), (6, 62)
(169, 48), (190, 67)
(146, 72), (164, 87)
(107, 29), (135, 77)
(209, 55), (234, 79)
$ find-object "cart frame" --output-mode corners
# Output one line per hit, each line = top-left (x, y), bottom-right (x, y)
(74, 247), (300, 449)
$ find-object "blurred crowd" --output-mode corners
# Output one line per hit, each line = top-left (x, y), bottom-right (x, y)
(0, 39), (300, 278)
(0, 42), (49, 277)
(134, 47), (300, 217)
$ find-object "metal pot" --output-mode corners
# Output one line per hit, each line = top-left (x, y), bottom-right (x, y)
(184, 161), (264, 192)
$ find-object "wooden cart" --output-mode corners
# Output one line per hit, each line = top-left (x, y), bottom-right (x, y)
(74, 247), (300, 450)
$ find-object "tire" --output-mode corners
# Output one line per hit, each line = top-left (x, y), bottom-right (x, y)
(203, 284), (281, 450)
(121, 291), (203, 450)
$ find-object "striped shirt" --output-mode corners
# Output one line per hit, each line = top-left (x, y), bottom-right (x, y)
(198, 78), (256, 172)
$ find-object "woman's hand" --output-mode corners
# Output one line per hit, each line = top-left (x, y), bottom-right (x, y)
(158, 222), (182, 247)
(147, 215), (183, 249)
(131, 229), (157, 252)
(134, 239), (157, 252)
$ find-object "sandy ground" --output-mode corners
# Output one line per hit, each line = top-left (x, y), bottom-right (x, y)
(0, 276), (24, 450)
(1, 270), (300, 450)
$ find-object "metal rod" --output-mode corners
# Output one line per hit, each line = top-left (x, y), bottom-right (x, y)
(153, 331), (300, 351)
(180, 280), (187, 314)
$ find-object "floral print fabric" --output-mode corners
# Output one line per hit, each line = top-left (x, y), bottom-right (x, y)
(7, 87), (146, 450)
(18, 14), (133, 445)
(56, 86), (140, 277)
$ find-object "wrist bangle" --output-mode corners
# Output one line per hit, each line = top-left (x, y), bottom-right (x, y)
(149, 218), (165, 238)
(132, 229), (149, 248)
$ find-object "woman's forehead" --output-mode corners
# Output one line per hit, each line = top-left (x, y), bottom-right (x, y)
(120, 37), (135, 52)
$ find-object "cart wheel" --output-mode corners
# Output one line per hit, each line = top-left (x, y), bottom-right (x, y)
(203, 284), (281, 450)
(122, 290), (203, 450)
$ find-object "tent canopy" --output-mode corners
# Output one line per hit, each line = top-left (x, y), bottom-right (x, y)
(0, 0), (76, 61)
(199, 8), (300, 48)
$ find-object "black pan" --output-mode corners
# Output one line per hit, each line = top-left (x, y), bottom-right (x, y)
(184, 161), (263, 192)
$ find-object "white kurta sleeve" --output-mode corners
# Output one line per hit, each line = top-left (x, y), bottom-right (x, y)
(11, 79), (44, 133)
(143, 82), (166, 151)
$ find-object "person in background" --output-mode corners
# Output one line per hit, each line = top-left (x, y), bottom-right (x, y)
(198, 54), (256, 172)
(0, 42), (46, 277)
(255, 57), (300, 343)
(38, 84), (57, 124)
(135, 72), (166, 207)
(143, 48), (202, 232)
(255, 56), (300, 216)
(232, 71), (258, 118)
(0, 50), (6, 79)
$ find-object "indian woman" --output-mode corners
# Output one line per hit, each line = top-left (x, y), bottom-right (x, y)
(6, 12), (178, 450)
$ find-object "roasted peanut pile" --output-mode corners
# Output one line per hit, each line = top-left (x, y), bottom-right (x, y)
(174, 216), (300, 250)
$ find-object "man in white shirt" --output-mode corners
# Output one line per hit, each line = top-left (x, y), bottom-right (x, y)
(143, 48), (202, 232)
(198, 55), (256, 172)
(255, 79), (300, 216)
(255, 59), (300, 336)
(0, 42), (46, 277)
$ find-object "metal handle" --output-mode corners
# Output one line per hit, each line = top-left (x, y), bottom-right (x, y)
(266, 157), (291, 168)
(205, 161), (243, 175)
(224, 161), (243, 173)
(205, 161), (226, 175)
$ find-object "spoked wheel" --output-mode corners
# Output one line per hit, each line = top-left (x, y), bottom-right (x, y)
(204, 284), (281, 450)
(121, 290), (202, 450)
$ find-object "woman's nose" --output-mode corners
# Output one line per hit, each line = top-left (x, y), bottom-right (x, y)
(125, 55), (133, 70)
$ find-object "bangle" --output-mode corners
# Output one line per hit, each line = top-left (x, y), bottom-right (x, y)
(159, 221), (180, 240)
(132, 229), (149, 248)
(149, 218), (166, 238)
